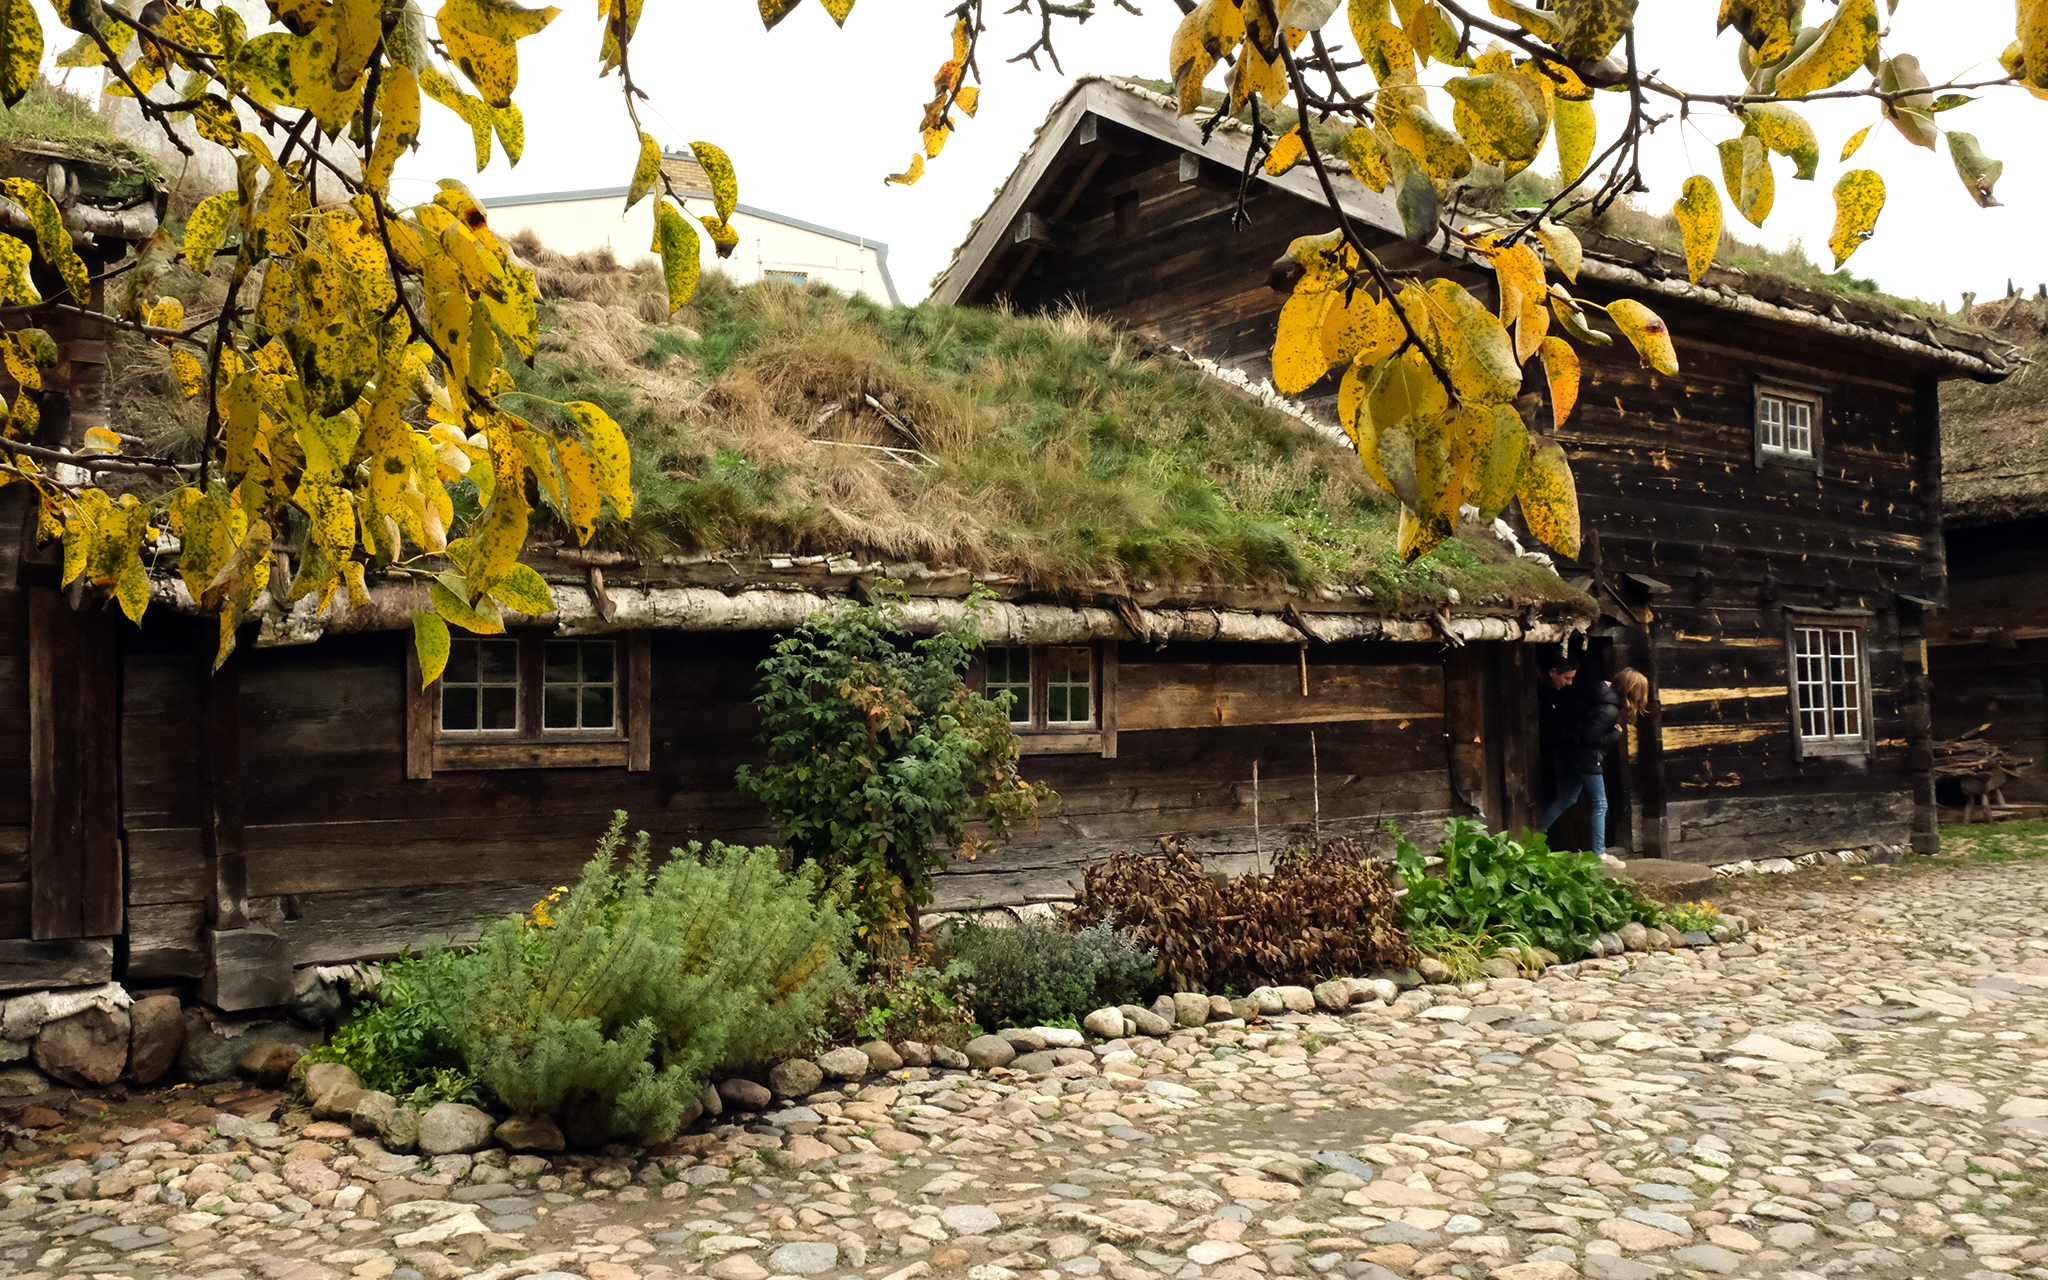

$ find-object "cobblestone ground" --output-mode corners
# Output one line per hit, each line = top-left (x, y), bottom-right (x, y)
(12, 833), (2048, 1280)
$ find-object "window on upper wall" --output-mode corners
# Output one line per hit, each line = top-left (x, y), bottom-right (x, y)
(1756, 386), (1821, 469)
(407, 633), (650, 777)
(976, 643), (1117, 757)
(1787, 615), (1871, 759)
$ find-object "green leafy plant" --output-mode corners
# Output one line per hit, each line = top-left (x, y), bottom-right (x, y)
(1663, 901), (1721, 933)
(1072, 835), (1416, 990)
(939, 915), (1156, 1031)
(1398, 819), (1659, 962)
(427, 814), (853, 1144)
(306, 952), (477, 1108)
(836, 955), (981, 1048)
(1407, 923), (1530, 984)
(737, 581), (1054, 948)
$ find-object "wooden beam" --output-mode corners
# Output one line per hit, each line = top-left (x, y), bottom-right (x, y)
(200, 653), (248, 931)
(1010, 212), (1071, 252)
(0, 937), (112, 992)
(1076, 113), (1143, 155)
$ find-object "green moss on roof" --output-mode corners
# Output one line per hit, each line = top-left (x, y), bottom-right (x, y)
(0, 79), (163, 197)
(504, 236), (1582, 616)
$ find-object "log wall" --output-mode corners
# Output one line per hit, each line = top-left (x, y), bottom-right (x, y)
(990, 138), (1944, 864)
(1927, 517), (2048, 805)
(120, 628), (1476, 968)
(0, 487), (31, 939)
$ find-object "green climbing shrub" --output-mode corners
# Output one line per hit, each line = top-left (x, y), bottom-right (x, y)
(427, 814), (854, 1143)
(1398, 818), (1659, 961)
(736, 581), (1054, 949)
(937, 915), (1156, 1030)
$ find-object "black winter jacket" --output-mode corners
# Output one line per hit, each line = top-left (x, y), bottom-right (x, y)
(1564, 680), (1623, 775)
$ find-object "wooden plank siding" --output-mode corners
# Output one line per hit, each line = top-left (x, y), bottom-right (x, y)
(120, 627), (1474, 965)
(982, 129), (1943, 865)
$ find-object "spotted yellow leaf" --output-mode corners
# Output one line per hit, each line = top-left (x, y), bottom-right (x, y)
(1517, 433), (1579, 558)
(1486, 0), (1557, 42)
(652, 200), (702, 315)
(1673, 174), (1722, 284)
(1606, 298), (1678, 376)
(1839, 122), (1874, 162)
(1490, 241), (1548, 364)
(569, 401), (633, 520)
(1552, 0), (1634, 62)
(2022, 1), (2048, 89)
(691, 141), (738, 222)
(1742, 102), (1818, 179)
(1717, 0), (1800, 65)
(413, 609), (451, 685)
(0, 0), (43, 109)
(486, 561), (553, 617)
(627, 130), (661, 210)
(1444, 72), (1545, 170)
(1472, 403), (1530, 520)
(1772, 0), (1877, 99)
(1273, 286), (1341, 395)
(169, 349), (204, 399)
(1537, 336), (1580, 427)
(555, 433), (602, 545)
(1, 179), (86, 304)
(1718, 134), (1774, 227)
(1265, 127), (1308, 177)
(699, 214), (739, 260)
(1828, 168), (1884, 266)
(1553, 95), (1595, 187)
(431, 573), (506, 635)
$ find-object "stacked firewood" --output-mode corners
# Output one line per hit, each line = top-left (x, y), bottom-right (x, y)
(1934, 725), (2033, 780)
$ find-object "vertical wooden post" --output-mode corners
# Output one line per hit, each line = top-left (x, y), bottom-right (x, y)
(1251, 760), (1261, 874)
(1310, 729), (1320, 840)
(199, 652), (246, 931)
(27, 588), (120, 940)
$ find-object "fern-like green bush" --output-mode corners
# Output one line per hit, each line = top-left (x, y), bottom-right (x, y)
(938, 915), (1155, 1030)
(304, 952), (478, 1108)
(428, 814), (853, 1143)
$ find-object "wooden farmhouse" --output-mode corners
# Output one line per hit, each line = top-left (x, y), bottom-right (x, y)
(930, 76), (2025, 867)
(3, 229), (1600, 1005)
(1926, 292), (2048, 810)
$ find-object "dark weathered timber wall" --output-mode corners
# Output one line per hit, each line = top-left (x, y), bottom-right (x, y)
(0, 487), (31, 938)
(1928, 518), (2048, 805)
(994, 146), (1943, 864)
(122, 628), (1467, 966)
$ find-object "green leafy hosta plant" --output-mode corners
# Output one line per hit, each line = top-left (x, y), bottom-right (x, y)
(305, 951), (478, 1108)
(1398, 818), (1658, 962)
(737, 581), (1054, 949)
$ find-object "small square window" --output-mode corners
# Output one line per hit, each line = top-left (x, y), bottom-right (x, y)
(1046, 646), (1092, 725)
(986, 646), (1032, 725)
(542, 639), (618, 730)
(1757, 389), (1820, 466)
(442, 639), (521, 732)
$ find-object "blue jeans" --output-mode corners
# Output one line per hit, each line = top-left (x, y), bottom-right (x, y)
(1539, 771), (1607, 851)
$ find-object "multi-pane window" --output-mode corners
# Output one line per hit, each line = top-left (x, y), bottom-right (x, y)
(1045, 646), (1092, 724)
(983, 644), (1096, 732)
(543, 639), (616, 730)
(1758, 391), (1816, 460)
(439, 637), (619, 736)
(986, 646), (1032, 725)
(1792, 624), (1865, 750)
(441, 639), (520, 732)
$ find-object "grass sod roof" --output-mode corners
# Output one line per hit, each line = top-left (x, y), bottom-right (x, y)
(110, 236), (1590, 622)
(0, 78), (163, 205)
(1941, 301), (2048, 527)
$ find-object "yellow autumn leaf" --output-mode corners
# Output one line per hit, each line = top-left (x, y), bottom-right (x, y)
(1337, 292), (1403, 366)
(1273, 286), (1341, 395)
(184, 191), (239, 268)
(0, 0), (41, 109)
(1839, 122), (1874, 162)
(0, 232), (34, 304)
(1444, 72), (1545, 170)
(2023, 1), (2048, 89)
(886, 153), (924, 186)
(431, 574), (507, 635)
(555, 433), (603, 545)
(486, 561), (554, 616)
(1265, 127), (1308, 176)
(1717, 0), (1800, 65)
(1490, 241), (1547, 364)
(366, 64), (422, 192)
(1396, 507), (1450, 561)
(1517, 433), (1580, 558)
(1348, 0), (1413, 83)
(1673, 174), (1722, 284)
(1550, 286), (1612, 347)
(1552, 0), (1633, 62)
(1553, 95), (1595, 187)
(1828, 168), (1885, 267)
(466, 494), (529, 595)
(1718, 134), (1774, 227)
(692, 140), (738, 222)
(1532, 220), (1582, 284)
(1, 179), (86, 304)
(171, 349), (205, 399)
(1438, 284), (1520, 404)
(627, 131), (661, 210)
(651, 200), (702, 315)
(1388, 99), (1472, 181)
(1772, 0), (1878, 99)
(1538, 336), (1580, 427)
(414, 610), (452, 686)
(569, 401), (634, 520)
(1169, 1), (1219, 115)
(1606, 298), (1678, 376)
(1471, 403), (1530, 520)
(1486, 0), (1557, 41)
(699, 214), (739, 259)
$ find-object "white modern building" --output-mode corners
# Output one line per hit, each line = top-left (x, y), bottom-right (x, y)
(482, 151), (900, 306)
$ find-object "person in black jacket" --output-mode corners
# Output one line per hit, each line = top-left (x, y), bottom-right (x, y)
(1537, 671), (1624, 851)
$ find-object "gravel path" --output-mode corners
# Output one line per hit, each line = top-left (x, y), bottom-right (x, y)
(9, 839), (2048, 1280)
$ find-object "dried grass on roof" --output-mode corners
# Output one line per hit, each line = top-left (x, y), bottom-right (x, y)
(1942, 301), (2048, 526)
(508, 237), (1576, 612)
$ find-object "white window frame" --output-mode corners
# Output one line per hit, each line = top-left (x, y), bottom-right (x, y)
(1755, 385), (1822, 471)
(407, 632), (651, 777)
(975, 642), (1117, 757)
(1786, 613), (1872, 759)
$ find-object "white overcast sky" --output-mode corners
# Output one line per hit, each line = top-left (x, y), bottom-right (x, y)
(46, 0), (2048, 308)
